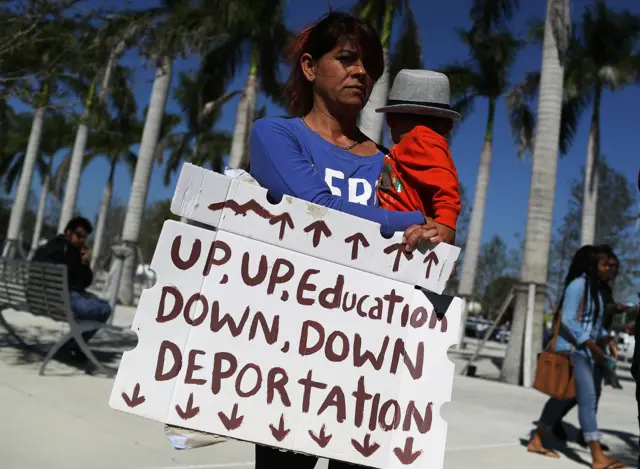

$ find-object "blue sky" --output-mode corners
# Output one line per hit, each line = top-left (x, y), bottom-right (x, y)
(20, 0), (640, 248)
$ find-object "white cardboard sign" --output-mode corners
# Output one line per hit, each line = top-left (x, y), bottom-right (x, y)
(110, 164), (462, 469)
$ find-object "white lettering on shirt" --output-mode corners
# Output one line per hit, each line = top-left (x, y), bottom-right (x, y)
(325, 168), (344, 196)
(349, 178), (373, 205)
(324, 168), (373, 205)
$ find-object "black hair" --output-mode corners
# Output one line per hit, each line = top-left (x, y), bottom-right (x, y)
(65, 216), (93, 235)
(560, 245), (601, 323)
(595, 244), (618, 263)
(286, 12), (384, 116)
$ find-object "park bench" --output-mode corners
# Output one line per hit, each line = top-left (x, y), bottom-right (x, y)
(0, 257), (114, 376)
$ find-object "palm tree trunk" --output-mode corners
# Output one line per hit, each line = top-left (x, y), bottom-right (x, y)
(28, 172), (49, 259)
(228, 46), (258, 169)
(2, 106), (46, 258)
(58, 47), (122, 234)
(91, 159), (115, 271)
(501, 0), (569, 385)
(457, 99), (496, 345)
(118, 57), (172, 305)
(358, 1), (393, 144)
(580, 85), (601, 246)
(240, 75), (258, 169)
(458, 100), (496, 297)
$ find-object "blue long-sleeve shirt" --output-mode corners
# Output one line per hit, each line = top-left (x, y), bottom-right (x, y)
(249, 117), (425, 235)
(554, 275), (606, 355)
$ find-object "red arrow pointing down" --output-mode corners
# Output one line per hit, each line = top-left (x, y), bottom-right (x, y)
(309, 424), (332, 448)
(269, 414), (290, 442)
(121, 383), (145, 408)
(175, 393), (199, 420)
(218, 403), (244, 431)
(394, 437), (422, 465)
(351, 434), (380, 458)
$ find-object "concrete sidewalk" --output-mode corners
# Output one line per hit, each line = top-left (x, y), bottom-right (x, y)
(1, 307), (638, 469)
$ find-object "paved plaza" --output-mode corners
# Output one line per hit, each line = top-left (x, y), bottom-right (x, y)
(1, 306), (638, 469)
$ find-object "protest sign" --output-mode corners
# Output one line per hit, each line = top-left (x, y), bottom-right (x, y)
(110, 163), (462, 468)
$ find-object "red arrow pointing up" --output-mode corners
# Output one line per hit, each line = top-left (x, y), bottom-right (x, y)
(384, 243), (414, 272)
(304, 220), (332, 247)
(218, 403), (244, 431)
(424, 251), (439, 278)
(309, 424), (332, 448)
(121, 383), (145, 408)
(344, 232), (370, 260)
(394, 437), (422, 465)
(351, 434), (380, 458)
(175, 393), (199, 420)
(269, 414), (290, 442)
(269, 213), (295, 240)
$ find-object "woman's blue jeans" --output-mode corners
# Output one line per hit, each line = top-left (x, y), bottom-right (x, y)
(538, 351), (602, 442)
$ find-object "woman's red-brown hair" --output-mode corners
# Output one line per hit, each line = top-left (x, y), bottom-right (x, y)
(285, 12), (384, 117)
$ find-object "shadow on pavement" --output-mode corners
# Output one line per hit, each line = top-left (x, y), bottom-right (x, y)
(0, 321), (136, 376)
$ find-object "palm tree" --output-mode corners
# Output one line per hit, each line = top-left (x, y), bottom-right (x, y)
(442, 28), (524, 308)
(85, 121), (141, 272)
(116, 0), (194, 304)
(161, 72), (236, 187)
(565, 1), (640, 246)
(57, 13), (149, 234)
(54, 70), (143, 272)
(355, 0), (423, 144)
(1, 18), (89, 258)
(501, 0), (572, 385)
(203, 0), (290, 170)
(1, 112), (74, 257)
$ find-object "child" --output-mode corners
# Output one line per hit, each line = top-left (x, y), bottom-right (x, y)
(375, 69), (461, 245)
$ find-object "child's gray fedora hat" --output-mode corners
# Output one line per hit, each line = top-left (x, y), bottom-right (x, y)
(375, 69), (461, 121)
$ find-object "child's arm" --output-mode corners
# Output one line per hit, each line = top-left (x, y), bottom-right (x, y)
(414, 139), (461, 231)
(395, 130), (461, 242)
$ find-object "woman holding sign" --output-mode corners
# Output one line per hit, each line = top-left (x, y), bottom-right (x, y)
(248, 11), (439, 469)
(249, 12), (442, 252)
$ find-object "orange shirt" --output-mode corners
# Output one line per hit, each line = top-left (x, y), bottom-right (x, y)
(377, 125), (461, 230)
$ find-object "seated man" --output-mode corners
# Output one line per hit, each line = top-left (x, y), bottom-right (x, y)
(33, 217), (111, 356)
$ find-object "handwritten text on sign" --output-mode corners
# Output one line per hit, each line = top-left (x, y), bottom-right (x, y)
(110, 221), (460, 468)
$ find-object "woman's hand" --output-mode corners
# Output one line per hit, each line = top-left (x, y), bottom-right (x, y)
(402, 219), (456, 252)
(586, 340), (606, 364)
(402, 223), (438, 252)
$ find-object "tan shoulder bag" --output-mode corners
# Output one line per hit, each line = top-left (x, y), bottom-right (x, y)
(532, 296), (585, 400)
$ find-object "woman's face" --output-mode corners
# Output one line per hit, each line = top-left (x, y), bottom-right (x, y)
(301, 43), (375, 113)
(597, 254), (611, 281)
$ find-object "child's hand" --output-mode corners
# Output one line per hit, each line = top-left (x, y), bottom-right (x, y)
(425, 219), (456, 245)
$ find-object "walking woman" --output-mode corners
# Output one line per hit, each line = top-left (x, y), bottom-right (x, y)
(249, 11), (440, 469)
(527, 246), (624, 469)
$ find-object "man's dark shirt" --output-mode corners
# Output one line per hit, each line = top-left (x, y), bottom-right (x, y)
(32, 235), (93, 292)
(600, 281), (615, 331)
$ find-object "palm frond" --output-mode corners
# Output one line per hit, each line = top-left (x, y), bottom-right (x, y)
(506, 71), (539, 158)
(200, 89), (242, 125)
(389, 4), (423, 80)
(470, 0), (520, 33)
(3, 153), (24, 194)
(52, 152), (72, 198)
(162, 132), (191, 186)
(258, 19), (292, 104)
(439, 64), (479, 100)
(558, 90), (589, 156)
